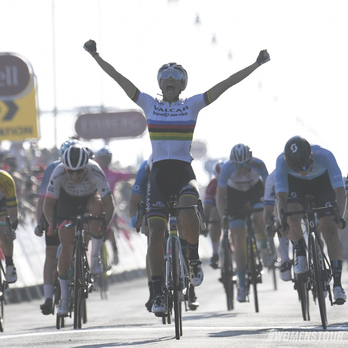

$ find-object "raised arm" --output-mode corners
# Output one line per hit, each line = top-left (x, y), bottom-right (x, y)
(207, 50), (270, 104)
(84, 40), (138, 99)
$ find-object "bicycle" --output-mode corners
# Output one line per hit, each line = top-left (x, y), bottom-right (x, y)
(244, 207), (264, 313)
(280, 195), (343, 330)
(136, 195), (206, 340)
(0, 216), (12, 332)
(51, 212), (106, 329)
(219, 213), (236, 311)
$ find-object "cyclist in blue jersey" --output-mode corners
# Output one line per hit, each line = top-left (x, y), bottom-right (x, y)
(275, 136), (346, 304)
(263, 169), (291, 281)
(83, 39), (270, 314)
(216, 144), (269, 302)
(35, 140), (79, 315)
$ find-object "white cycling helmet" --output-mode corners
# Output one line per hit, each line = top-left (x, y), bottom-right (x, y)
(96, 146), (112, 159)
(230, 144), (252, 164)
(59, 139), (80, 159)
(62, 145), (89, 170)
(157, 63), (188, 91)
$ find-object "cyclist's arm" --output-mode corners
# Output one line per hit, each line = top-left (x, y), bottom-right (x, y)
(276, 192), (288, 215)
(216, 186), (227, 219)
(43, 196), (57, 226)
(335, 186), (346, 219)
(92, 54), (138, 99)
(263, 204), (274, 225)
(206, 62), (260, 104)
(36, 196), (44, 225)
(7, 206), (18, 228)
(101, 194), (115, 227)
(129, 193), (143, 218)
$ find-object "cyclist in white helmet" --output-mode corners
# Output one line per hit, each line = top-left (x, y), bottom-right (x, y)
(43, 144), (115, 316)
(35, 139), (79, 315)
(216, 144), (269, 302)
(83, 39), (270, 315)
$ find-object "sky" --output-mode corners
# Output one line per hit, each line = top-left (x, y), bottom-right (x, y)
(1, 0), (348, 185)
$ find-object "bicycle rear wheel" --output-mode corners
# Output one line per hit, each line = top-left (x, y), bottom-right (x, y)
(248, 236), (259, 313)
(0, 270), (4, 332)
(172, 238), (182, 340)
(311, 233), (328, 329)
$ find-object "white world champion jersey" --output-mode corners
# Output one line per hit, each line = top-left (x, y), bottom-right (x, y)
(46, 160), (112, 199)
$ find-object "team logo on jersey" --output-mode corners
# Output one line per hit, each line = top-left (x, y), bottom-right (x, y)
(290, 143), (298, 153)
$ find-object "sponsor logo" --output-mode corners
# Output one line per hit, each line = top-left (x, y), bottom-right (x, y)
(290, 143), (298, 153)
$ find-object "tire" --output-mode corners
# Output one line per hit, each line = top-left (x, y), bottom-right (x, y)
(172, 239), (182, 340)
(268, 237), (278, 291)
(311, 233), (328, 329)
(221, 238), (234, 310)
(74, 242), (83, 329)
(248, 236), (259, 313)
(296, 274), (310, 321)
(0, 270), (4, 332)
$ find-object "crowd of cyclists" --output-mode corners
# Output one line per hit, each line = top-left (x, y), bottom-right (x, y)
(0, 40), (347, 329)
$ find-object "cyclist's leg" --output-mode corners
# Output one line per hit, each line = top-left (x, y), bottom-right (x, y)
(209, 207), (221, 268)
(178, 179), (203, 287)
(41, 229), (59, 315)
(87, 193), (105, 275)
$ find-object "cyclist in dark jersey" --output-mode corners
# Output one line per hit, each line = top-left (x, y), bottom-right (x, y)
(83, 39), (270, 314)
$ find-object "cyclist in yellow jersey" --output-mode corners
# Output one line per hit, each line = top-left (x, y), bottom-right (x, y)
(0, 170), (19, 283)
(83, 39), (270, 314)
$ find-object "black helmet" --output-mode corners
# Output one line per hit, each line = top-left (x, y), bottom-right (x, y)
(284, 136), (312, 172)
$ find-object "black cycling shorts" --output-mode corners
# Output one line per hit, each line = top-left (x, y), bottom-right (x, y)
(57, 188), (96, 225)
(287, 170), (336, 219)
(226, 180), (265, 221)
(147, 160), (199, 220)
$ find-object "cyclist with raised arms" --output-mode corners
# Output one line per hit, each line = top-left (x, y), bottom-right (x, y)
(43, 145), (115, 315)
(204, 160), (225, 269)
(0, 170), (19, 283)
(216, 144), (269, 302)
(263, 169), (291, 281)
(35, 139), (79, 315)
(83, 39), (270, 314)
(275, 136), (346, 304)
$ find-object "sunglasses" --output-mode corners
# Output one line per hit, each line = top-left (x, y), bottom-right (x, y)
(235, 162), (250, 169)
(66, 168), (85, 175)
(160, 68), (183, 81)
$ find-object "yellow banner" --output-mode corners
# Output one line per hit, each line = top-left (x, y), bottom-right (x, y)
(0, 82), (38, 141)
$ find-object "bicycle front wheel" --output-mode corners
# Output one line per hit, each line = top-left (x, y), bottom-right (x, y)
(311, 233), (328, 329)
(74, 242), (83, 329)
(221, 238), (234, 310)
(248, 236), (259, 313)
(172, 238), (182, 340)
(296, 274), (310, 321)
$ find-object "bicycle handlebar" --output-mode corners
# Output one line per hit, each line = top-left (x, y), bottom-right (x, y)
(135, 196), (206, 232)
(280, 201), (342, 232)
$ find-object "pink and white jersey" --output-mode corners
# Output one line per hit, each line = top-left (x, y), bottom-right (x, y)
(101, 168), (130, 193)
(46, 160), (112, 199)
